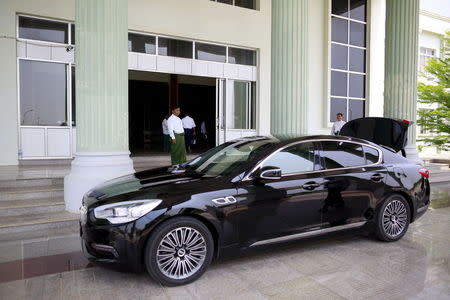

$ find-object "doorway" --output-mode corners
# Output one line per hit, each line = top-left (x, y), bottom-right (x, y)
(128, 71), (216, 155)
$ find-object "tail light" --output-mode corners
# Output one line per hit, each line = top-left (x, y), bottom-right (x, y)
(418, 168), (429, 179)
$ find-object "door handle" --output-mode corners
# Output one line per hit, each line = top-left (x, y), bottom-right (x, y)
(371, 174), (384, 182)
(302, 182), (320, 190)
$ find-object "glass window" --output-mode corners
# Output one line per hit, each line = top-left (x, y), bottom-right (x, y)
(331, 71), (347, 97)
(19, 16), (68, 44)
(331, 17), (348, 44)
(211, 0), (256, 10)
(228, 47), (256, 66)
(158, 37), (193, 59)
(128, 33), (156, 54)
(70, 24), (75, 45)
(419, 47), (436, 72)
(349, 21), (365, 47)
(235, 0), (256, 9)
(262, 142), (318, 175)
(330, 98), (347, 122)
(330, 0), (366, 122)
(195, 42), (226, 63)
(185, 139), (274, 176)
(20, 60), (67, 126)
(332, 0), (348, 17)
(320, 141), (366, 169)
(227, 81), (255, 129)
(363, 146), (379, 164)
(350, 0), (366, 22)
(349, 74), (365, 98)
(349, 99), (364, 120)
(349, 48), (365, 72)
(331, 44), (348, 70)
(71, 66), (76, 126)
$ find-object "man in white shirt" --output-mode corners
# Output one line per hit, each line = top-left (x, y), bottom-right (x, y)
(162, 114), (170, 152)
(182, 112), (196, 153)
(167, 106), (186, 165)
(331, 112), (346, 135)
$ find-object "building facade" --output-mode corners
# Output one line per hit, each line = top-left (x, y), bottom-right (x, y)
(0, 0), (425, 210)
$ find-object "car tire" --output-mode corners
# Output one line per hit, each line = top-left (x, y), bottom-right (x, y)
(144, 216), (214, 286)
(375, 194), (410, 242)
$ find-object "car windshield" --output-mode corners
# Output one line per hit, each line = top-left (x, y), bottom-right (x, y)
(181, 139), (275, 176)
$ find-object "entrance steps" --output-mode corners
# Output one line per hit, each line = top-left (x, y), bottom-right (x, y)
(0, 177), (78, 235)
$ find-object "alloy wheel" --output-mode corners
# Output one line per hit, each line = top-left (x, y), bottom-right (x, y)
(382, 199), (408, 238)
(156, 227), (207, 280)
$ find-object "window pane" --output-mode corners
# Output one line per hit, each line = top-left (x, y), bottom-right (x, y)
(70, 24), (75, 45)
(350, 0), (366, 22)
(158, 37), (193, 58)
(330, 98), (347, 122)
(228, 47), (256, 66)
(235, 0), (256, 9)
(229, 81), (247, 129)
(349, 99), (365, 120)
(331, 71), (347, 97)
(20, 60), (67, 126)
(350, 21), (365, 47)
(363, 146), (379, 164)
(332, 0), (349, 17)
(195, 42), (226, 63)
(251, 82), (256, 129)
(331, 17), (348, 44)
(263, 142), (317, 174)
(71, 66), (76, 126)
(331, 44), (348, 70)
(349, 48), (365, 72)
(128, 33), (156, 54)
(349, 74), (365, 98)
(320, 141), (365, 169)
(19, 16), (68, 44)
(217, 0), (233, 4)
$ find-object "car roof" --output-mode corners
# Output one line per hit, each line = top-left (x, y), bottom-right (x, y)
(231, 135), (383, 150)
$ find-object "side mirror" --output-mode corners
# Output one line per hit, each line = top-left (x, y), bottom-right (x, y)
(258, 166), (282, 180)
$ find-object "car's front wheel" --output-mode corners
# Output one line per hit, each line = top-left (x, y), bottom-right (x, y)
(375, 194), (410, 242)
(144, 216), (214, 286)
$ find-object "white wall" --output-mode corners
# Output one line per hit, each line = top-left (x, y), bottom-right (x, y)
(0, 0), (272, 165)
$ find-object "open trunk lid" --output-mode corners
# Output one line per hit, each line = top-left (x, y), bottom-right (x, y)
(340, 117), (412, 154)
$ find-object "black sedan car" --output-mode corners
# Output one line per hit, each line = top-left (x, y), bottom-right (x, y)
(80, 118), (430, 286)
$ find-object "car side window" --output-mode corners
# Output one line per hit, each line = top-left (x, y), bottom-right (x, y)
(261, 142), (318, 175)
(363, 146), (380, 164)
(320, 141), (366, 169)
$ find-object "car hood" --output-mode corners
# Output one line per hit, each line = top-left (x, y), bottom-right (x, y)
(84, 166), (227, 207)
(340, 117), (411, 153)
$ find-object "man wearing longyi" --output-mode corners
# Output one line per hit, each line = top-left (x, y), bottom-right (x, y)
(167, 106), (187, 166)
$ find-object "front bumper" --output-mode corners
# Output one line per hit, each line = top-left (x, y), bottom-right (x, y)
(80, 221), (142, 272)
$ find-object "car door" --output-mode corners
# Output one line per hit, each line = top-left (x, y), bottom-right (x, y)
(235, 141), (326, 247)
(318, 140), (387, 228)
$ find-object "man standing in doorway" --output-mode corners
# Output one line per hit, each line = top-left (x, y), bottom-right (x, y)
(331, 112), (346, 135)
(182, 112), (196, 153)
(167, 106), (186, 166)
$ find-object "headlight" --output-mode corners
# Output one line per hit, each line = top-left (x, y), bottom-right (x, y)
(93, 199), (162, 224)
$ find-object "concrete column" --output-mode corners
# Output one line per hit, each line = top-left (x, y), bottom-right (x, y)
(64, 0), (134, 212)
(384, 0), (421, 163)
(271, 0), (309, 139)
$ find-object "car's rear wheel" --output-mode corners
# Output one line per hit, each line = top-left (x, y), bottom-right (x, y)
(144, 216), (214, 286)
(375, 194), (410, 242)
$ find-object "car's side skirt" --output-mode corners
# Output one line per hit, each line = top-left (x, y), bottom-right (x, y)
(249, 221), (367, 247)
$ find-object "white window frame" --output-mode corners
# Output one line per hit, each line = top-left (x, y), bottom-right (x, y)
(327, 0), (369, 127)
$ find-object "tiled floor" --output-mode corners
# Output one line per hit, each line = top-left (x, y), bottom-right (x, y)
(0, 158), (448, 299)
